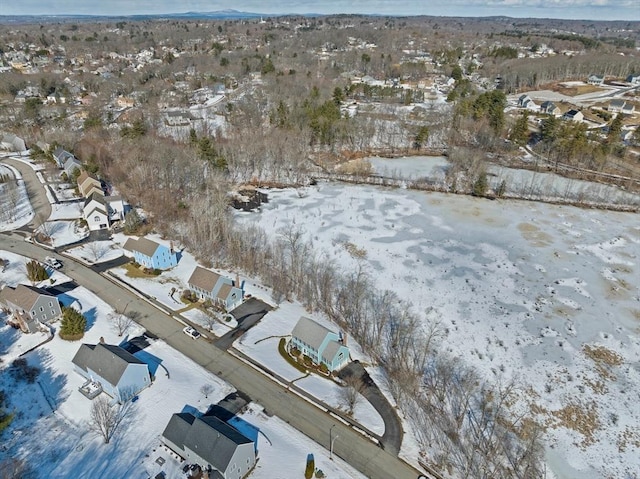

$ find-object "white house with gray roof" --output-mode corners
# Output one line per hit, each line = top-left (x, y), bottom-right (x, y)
(71, 342), (151, 402)
(162, 413), (256, 479)
(290, 316), (350, 372)
(0, 284), (61, 333)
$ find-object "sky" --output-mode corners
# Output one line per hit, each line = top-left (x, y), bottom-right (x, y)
(1, 0), (639, 21)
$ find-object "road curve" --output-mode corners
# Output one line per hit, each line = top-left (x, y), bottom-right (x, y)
(1, 157), (52, 231)
(0, 234), (423, 479)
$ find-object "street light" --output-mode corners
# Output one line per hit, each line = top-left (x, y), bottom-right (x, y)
(330, 424), (338, 460)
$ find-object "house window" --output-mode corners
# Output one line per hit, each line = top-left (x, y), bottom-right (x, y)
(51, 310), (56, 315)
(31, 310), (36, 316)
(94, 216), (100, 222)
(49, 302), (53, 307)
(40, 306), (44, 312)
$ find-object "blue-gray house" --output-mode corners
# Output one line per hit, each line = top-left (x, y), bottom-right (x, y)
(290, 316), (350, 372)
(123, 237), (178, 270)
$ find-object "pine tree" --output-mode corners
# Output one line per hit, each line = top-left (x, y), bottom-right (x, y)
(473, 172), (489, 197)
(60, 306), (87, 340)
(509, 111), (529, 146)
(26, 260), (49, 282)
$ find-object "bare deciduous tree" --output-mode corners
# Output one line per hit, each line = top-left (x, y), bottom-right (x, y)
(340, 375), (365, 416)
(200, 384), (214, 399)
(88, 394), (134, 444)
(109, 312), (134, 337)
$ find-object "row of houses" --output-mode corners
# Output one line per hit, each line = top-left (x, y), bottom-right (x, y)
(0, 283), (62, 333)
(121, 237), (244, 311)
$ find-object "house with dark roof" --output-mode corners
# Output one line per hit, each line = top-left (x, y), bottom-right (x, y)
(290, 316), (350, 372)
(52, 146), (75, 168)
(162, 413), (256, 479)
(0, 284), (62, 333)
(71, 342), (151, 401)
(540, 101), (561, 117)
(563, 109), (584, 122)
(123, 237), (178, 270)
(63, 155), (83, 178)
(609, 99), (626, 113)
(187, 266), (243, 311)
(587, 74), (604, 86)
(83, 193), (110, 231)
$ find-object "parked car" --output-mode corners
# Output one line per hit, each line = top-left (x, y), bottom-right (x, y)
(183, 326), (201, 339)
(45, 256), (62, 269)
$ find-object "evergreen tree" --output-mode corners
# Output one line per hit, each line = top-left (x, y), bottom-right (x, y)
(509, 111), (529, 146)
(60, 306), (87, 340)
(26, 260), (49, 282)
(473, 172), (489, 197)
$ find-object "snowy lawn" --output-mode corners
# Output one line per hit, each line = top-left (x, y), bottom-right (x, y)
(236, 181), (640, 479)
(39, 220), (89, 248)
(0, 164), (34, 230)
(48, 201), (83, 221)
(65, 240), (124, 264)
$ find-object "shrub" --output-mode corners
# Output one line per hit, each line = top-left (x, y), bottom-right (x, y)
(305, 454), (315, 479)
(9, 358), (41, 384)
(59, 306), (86, 340)
(26, 260), (49, 282)
(181, 289), (197, 303)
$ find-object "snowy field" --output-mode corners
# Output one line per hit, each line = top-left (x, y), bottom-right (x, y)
(0, 250), (366, 479)
(0, 164), (34, 230)
(40, 219), (89, 248)
(65, 240), (124, 264)
(236, 181), (640, 479)
(367, 155), (640, 206)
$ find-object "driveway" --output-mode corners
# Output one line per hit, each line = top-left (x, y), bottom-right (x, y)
(338, 361), (404, 455)
(214, 297), (272, 350)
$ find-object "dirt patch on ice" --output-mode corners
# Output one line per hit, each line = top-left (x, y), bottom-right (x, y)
(518, 222), (552, 247)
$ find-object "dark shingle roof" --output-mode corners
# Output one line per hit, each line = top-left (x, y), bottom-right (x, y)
(162, 412), (196, 453)
(184, 415), (252, 470)
(72, 343), (146, 387)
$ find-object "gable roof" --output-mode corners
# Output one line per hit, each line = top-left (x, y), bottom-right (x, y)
(322, 339), (345, 362)
(123, 237), (164, 258)
(183, 415), (252, 471)
(217, 282), (234, 301)
(188, 266), (222, 292)
(291, 316), (334, 351)
(72, 343), (146, 387)
(610, 99), (626, 108)
(0, 284), (56, 311)
(162, 412), (196, 452)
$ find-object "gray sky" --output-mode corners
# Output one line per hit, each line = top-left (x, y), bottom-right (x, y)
(2, 0), (639, 20)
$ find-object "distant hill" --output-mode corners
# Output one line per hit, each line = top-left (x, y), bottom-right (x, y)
(0, 10), (325, 24)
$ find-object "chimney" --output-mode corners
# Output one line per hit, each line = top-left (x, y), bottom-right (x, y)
(341, 332), (347, 346)
(235, 273), (240, 288)
(170, 241), (174, 254)
(99, 336), (105, 343)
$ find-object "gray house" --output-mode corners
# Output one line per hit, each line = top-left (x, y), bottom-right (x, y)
(0, 284), (62, 333)
(72, 342), (151, 402)
(162, 413), (256, 479)
(52, 146), (75, 168)
(188, 266), (244, 311)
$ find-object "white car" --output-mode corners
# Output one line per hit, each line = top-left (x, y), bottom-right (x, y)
(183, 326), (201, 339)
(45, 256), (62, 269)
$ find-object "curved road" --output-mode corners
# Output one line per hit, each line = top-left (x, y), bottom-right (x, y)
(0, 233), (420, 479)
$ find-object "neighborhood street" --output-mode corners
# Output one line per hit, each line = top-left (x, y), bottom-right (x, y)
(0, 232), (423, 479)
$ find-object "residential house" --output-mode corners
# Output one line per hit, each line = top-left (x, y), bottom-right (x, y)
(517, 94), (532, 108)
(1, 132), (27, 152)
(83, 194), (110, 231)
(290, 316), (350, 372)
(63, 155), (83, 178)
(187, 266), (244, 311)
(77, 170), (104, 198)
(563, 109), (584, 122)
(162, 413), (256, 479)
(587, 74), (604, 86)
(105, 195), (126, 222)
(0, 284), (62, 333)
(626, 74), (640, 84)
(540, 101), (561, 117)
(52, 146), (75, 168)
(72, 342), (151, 401)
(609, 99), (626, 113)
(622, 103), (635, 115)
(123, 237), (178, 270)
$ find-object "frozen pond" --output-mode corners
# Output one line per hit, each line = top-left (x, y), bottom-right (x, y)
(367, 155), (640, 206)
(238, 181), (640, 479)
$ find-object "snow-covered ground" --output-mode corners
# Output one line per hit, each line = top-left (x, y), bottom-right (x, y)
(65, 240), (124, 264)
(39, 219), (89, 248)
(0, 250), (366, 479)
(0, 163), (35, 230)
(367, 155), (640, 206)
(236, 181), (640, 479)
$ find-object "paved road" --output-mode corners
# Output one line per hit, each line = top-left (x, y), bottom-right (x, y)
(0, 233), (422, 479)
(2, 157), (51, 231)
